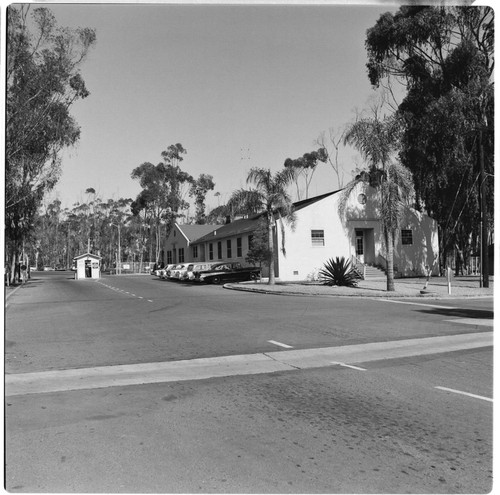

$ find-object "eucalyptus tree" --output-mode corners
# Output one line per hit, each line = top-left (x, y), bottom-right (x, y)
(339, 111), (414, 292)
(315, 128), (347, 189)
(189, 174), (215, 224)
(94, 198), (133, 272)
(131, 144), (193, 263)
(231, 167), (295, 285)
(6, 5), (95, 276)
(283, 148), (328, 200)
(365, 5), (494, 284)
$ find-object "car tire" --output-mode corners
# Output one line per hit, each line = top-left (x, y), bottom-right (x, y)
(212, 276), (221, 284)
(250, 272), (258, 280)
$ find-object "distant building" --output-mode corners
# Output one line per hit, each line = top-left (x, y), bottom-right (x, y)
(163, 223), (219, 265)
(189, 216), (263, 268)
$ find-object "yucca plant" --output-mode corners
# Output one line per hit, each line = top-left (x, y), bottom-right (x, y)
(319, 257), (358, 287)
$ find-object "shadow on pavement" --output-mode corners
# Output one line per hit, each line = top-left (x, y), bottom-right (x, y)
(416, 307), (493, 320)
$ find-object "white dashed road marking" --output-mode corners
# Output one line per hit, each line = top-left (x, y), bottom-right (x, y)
(374, 299), (457, 310)
(96, 281), (152, 302)
(331, 362), (366, 371)
(268, 340), (294, 349)
(435, 386), (493, 403)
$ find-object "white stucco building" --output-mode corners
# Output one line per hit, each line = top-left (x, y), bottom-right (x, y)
(186, 186), (439, 282)
(275, 186), (439, 281)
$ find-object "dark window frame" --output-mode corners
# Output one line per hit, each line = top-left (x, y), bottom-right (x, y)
(401, 229), (413, 246)
(311, 229), (325, 246)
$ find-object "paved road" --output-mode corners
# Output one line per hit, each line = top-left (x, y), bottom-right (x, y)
(5, 272), (494, 493)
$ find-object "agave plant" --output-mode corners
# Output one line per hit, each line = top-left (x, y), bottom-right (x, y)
(319, 257), (358, 287)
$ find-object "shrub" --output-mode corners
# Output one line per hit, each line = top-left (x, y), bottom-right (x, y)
(319, 257), (358, 287)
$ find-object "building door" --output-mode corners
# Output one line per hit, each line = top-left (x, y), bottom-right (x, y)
(85, 259), (92, 278)
(355, 230), (365, 264)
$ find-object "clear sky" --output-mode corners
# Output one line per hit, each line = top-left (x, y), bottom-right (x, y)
(43, 2), (399, 211)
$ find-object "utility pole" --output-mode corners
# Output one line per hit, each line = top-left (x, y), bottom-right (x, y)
(479, 129), (489, 288)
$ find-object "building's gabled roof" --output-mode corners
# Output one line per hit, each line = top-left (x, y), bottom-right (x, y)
(73, 252), (101, 260)
(176, 223), (219, 242)
(190, 190), (342, 243)
(292, 189), (341, 212)
(191, 214), (264, 244)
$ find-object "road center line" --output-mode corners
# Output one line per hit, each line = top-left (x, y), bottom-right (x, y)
(268, 340), (294, 349)
(435, 386), (493, 403)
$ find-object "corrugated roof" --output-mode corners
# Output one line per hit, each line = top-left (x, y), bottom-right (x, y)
(177, 224), (219, 242)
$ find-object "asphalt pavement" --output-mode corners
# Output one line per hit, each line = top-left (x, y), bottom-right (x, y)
(4, 272), (494, 493)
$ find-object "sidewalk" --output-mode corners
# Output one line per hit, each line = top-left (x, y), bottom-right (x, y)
(225, 276), (494, 299)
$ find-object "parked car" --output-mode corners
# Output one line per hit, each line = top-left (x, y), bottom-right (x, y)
(184, 262), (217, 281)
(169, 263), (189, 280)
(179, 263), (195, 281)
(162, 264), (176, 279)
(194, 262), (260, 284)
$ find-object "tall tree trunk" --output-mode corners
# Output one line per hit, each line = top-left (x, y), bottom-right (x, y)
(385, 228), (396, 292)
(267, 214), (275, 285)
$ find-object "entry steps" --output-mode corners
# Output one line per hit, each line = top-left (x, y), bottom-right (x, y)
(353, 264), (386, 280)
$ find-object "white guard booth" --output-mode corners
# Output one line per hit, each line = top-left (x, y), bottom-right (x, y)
(74, 253), (101, 280)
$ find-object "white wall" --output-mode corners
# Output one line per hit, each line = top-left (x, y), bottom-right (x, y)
(395, 210), (440, 276)
(277, 193), (351, 281)
(276, 185), (439, 281)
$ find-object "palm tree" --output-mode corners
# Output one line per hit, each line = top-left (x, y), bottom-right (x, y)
(229, 167), (295, 285)
(339, 113), (414, 291)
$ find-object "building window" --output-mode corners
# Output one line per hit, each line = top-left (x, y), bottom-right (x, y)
(192, 245), (198, 259)
(248, 234), (254, 249)
(237, 237), (242, 257)
(167, 251), (172, 264)
(402, 229), (413, 245)
(311, 230), (325, 246)
(226, 240), (232, 258)
(217, 241), (222, 259)
(179, 248), (185, 263)
(209, 243), (214, 260)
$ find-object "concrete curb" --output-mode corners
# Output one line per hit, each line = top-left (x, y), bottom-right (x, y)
(5, 331), (493, 396)
(5, 284), (22, 302)
(223, 283), (494, 300)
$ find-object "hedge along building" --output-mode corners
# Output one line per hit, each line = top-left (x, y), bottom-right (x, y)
(185, 187), (439, 281)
